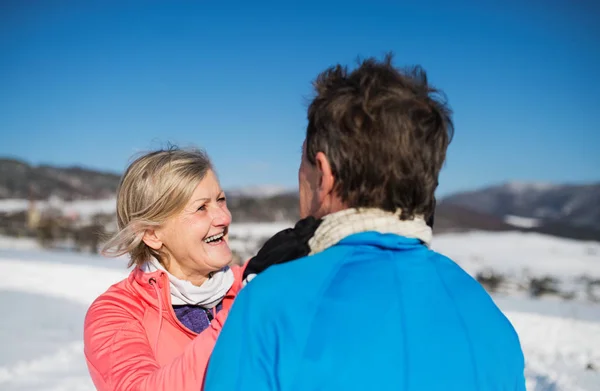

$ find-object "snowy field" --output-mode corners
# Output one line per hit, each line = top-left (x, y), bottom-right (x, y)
(0, 198), (117, 217)
(0, 228), (599, 390)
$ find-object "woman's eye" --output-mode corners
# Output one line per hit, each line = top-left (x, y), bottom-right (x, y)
(197, 205), (206, 211)
(218, 197), (226, 203)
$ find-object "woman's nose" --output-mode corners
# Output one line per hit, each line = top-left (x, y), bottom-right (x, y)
(210, 206), (231, 226)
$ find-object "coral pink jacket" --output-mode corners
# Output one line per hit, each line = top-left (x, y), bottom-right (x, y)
(83, 265), (243, 391)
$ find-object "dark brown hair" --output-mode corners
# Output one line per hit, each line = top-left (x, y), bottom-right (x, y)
(306, 53), (453, 220)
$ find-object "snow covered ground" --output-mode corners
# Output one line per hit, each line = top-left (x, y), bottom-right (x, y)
(433, 231), (600, 302)
(432, 231), (600, 279)
(0, 229), (598, 390)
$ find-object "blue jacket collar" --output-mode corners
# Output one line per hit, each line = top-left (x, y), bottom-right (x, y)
(336, 231), (427, 251)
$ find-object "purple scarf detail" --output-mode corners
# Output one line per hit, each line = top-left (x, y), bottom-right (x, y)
(173, 302), (223, 334)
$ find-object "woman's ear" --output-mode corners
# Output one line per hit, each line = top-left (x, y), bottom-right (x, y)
(142, 229), (163, 250)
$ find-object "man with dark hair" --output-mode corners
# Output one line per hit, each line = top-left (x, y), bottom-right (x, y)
(205, 55), (525, 390)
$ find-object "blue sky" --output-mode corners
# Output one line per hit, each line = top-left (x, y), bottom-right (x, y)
(1, 0), (598, 196)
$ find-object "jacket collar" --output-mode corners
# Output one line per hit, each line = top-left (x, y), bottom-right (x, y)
(335, 231), (427, 252)
(128, 267), (169, 308)
(128, 265), (243, 310)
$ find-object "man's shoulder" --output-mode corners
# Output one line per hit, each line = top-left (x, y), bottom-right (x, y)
(262, 243), (352, 278)
(241, 245), (354, 307)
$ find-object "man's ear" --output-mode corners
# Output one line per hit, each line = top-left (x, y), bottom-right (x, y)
(314, 151), (335, 201)
(142, 229), (163, 250)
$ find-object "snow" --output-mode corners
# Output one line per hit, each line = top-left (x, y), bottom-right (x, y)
(0, 200), (29, 214)
(432, 231), (600, 279)
(432, 231), (600, 302)
(58, 198), (117, 218)
(0, 198), (116, 218)
(0, 235), (40, 251)
(504, 214), (542, 228)
(228, 222), (293, 261)
(0, 229), (599, 390)
(505, 181), (560, 193)
(0, 251), (128, 391)
(510, 309), (600, 391)
(229, 222), (293, 239)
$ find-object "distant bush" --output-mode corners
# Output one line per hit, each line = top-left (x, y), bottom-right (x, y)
(585, 278), (600, 302)
(476, 269), (505, 293)
(71, 224), (105, 254)
(528, 276), (560, 298)
(227, 193), (299, 222)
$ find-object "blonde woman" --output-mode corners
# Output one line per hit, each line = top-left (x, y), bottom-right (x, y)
(84, 147), (244, 391)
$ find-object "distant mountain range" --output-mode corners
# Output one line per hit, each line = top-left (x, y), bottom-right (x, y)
(0, 158), (121, 200)
(1, 158), (598, 241)
(439, 182), (600, 231)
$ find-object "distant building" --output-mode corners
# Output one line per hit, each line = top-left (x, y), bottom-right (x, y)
(27, 199), (41, 229)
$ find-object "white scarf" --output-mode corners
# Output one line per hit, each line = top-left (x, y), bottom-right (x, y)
(142, 258), (234, 308)
(308, 208), (432, 255)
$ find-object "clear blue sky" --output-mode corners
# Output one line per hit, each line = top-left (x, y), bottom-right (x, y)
(1, 0), (598, 196)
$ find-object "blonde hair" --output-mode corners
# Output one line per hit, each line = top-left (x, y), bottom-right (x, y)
(102, 147), (213, 267)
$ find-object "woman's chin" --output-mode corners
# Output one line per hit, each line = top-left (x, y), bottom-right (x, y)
(203, 241), (233, 266)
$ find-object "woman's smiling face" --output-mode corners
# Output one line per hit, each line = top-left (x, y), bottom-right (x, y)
(152, 169), (232, 284)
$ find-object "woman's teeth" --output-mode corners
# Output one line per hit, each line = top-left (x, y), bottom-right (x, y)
(204, 233), (224, 243)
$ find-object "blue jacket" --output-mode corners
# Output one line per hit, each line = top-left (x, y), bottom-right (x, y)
(205, 232), (526, 390)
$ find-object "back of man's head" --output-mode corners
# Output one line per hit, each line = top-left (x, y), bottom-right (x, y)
(305, 53), (453, 220)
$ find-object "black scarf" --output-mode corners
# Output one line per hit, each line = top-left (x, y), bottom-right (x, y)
(243, 216), (322, 281)
(243, 207), (435, 282)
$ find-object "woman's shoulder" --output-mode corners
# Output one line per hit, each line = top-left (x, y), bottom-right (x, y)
(229, 262), (243, 279)
(85, 269), (146, 326)
(230, 261), (248, 284)
(228, 261), (249, 290)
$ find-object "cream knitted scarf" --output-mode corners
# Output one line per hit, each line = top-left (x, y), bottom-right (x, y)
(308, 208), (432, 255)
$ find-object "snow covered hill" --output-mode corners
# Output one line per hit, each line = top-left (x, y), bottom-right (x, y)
(441, 182), (600, 231)
(0, 229), (598, 390)
(0, 197), (117, 218)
